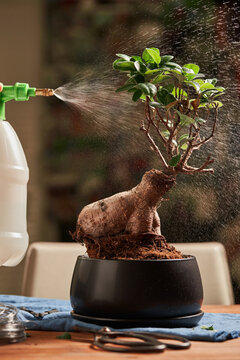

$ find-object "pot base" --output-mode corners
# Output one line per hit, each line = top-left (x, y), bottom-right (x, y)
(71, 310), (204, 328)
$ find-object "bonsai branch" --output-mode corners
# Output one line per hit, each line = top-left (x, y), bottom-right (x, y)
(141, 101), (169, 170)
(155, 108), (171, 131)
(140, 122), (168, 170)
(175, 107), (218, 173)
(145, 101), (167, 145)
(193, 107), (218, 148)
(143, 99), (217, 176)
(182, 155), (214, 174)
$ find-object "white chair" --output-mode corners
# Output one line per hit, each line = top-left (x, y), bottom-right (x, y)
(22, 241), (234, 304)
(21, 242), (87, 300)
(170, 242), (234, 305)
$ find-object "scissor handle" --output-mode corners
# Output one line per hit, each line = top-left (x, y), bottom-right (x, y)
(93, 331), (166, 353)
(139, 331), (191, 349)
(71, 326), (191, 352)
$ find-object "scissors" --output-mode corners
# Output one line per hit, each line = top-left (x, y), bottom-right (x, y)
(19, 308), (191, 353)
(72, 326), (191, 353)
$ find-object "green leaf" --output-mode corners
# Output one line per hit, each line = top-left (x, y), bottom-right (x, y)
(157, 88), (176, 106)
(168, 70), (185, 83)
(208, 101), (223, 108)
(194, 79), (205, 85)
(172, 88), (188, 98)
(127, 88), (137, 93)
(134, 61), (147, 73)
(138, 83), (150, 95)
(200, 93), (210, 101)
(169, 153), (181, 167)
(148, 62), (159, 70)
(142, 48), (161, 64)
(180, 115), (195, 126)
(213, 92), (225, 99)
(200, 83), (215, 92)
(132, 89), (142, 102)
(113, 60), (135, 71)
(116, 53), (131, 61)
(133, 74), (145, 83)
(130, 55), (142, 62)
(115, 77), (137, 92)
(181, 143), (188, 150)
(160, 55), (174, 64)
(162, 130), (170, 139)
(147, 83), (157, 96)
(137, 83), (157, 97)
(183, 63), (200, 74)
(185, 81), (200, 92)
(165, 62), (182, 71)
(152, 74), (171, 85)
(175, 110), (195, 126)
(134, 61), (141, 72)
(164, 84), (174, 93)
(140, 94), (146, 101)
(198, 97), (209, 108)
(183, 67), (195, 74)
(149, 101), (163, 108)
(215, 87), (225, 92)
(57, 332), (72, 339)
(179, 133), (190, 142)
(145, 69), (162, 75)
(193, 73), (205, 78)
(116, 83), (136, 92)
(201, 325), (215, 331)
(204, 89), (221, 95)
(206, 78), (217, 86)
(183, 68), (196, 81)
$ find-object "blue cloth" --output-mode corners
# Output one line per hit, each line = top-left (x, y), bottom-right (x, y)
(0, 295), (239, 342)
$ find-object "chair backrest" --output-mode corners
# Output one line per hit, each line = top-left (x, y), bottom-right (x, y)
(21, 242), (87, 300)
(170, 242), (234, 305)
(22, 241), (234, 304)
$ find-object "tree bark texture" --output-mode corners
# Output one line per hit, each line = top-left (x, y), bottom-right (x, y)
(73, 169), (183, 259)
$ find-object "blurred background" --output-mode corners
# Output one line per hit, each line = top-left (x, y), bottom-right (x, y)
(0, 0), (239, 302)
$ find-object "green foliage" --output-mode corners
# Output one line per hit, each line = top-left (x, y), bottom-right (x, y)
(113, 47), (225, 168)
(157, 88), (176, 106)
(113, 47), (225, 111)
(169, 153), (181, 167)
(200, 325), (215, 331)
(57, 332), (72, 339)
(142, 48), (161, 64)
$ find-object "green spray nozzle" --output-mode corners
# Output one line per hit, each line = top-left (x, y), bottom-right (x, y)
(0, 83), (54, 120)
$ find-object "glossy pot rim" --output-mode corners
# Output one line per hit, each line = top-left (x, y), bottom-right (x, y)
(76, 255), (195, 263)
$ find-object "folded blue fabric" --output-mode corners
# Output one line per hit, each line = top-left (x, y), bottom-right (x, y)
(1, 295), (239, 342)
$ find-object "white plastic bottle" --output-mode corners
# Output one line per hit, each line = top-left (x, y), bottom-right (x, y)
(0, 121), (29, 266)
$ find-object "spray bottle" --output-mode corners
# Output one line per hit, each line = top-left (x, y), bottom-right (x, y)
(0, 83), (53, 266)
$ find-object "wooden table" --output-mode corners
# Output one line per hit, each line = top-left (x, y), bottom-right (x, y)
(0, 305), (239, 360)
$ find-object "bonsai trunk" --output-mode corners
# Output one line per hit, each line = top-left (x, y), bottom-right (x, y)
(73, 169), (183, 259)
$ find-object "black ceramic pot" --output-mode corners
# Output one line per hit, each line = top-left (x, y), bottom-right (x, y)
(70, 256), (203, 326)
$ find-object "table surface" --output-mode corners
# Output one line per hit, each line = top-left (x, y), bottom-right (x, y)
(1, 305), (240, 360)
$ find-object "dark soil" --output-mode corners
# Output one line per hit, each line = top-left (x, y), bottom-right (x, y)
(72, 229), (183, 260)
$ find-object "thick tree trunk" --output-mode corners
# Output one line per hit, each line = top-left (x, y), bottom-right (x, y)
(73, 169), (183, 259)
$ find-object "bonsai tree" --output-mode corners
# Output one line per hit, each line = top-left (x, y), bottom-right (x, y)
(73, 47), (225, 260)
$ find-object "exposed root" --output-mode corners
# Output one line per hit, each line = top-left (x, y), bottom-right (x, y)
(72, 229), (183, 260)
(71, 169), (181, 260)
